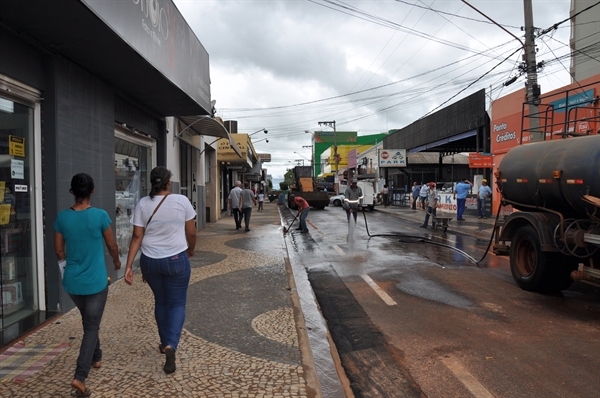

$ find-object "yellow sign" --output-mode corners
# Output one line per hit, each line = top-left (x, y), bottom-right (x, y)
(9, 135), (25, 157)
(0, 204), (11, 225)
(217, 137), (246, 161)
(0, 182), (5, 203)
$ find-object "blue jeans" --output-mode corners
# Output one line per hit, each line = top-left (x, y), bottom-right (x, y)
(477, 198), (487, 218)
(346, 208), (358, 223)
(69, 285), (108, 382)
(423, 206), (437, 228)
(457, 198), (466, 220)
(299, 207), (309, 231)
(141, 252), (191, 351)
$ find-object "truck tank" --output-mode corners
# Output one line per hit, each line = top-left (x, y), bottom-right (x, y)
(497, 134), (600, 219)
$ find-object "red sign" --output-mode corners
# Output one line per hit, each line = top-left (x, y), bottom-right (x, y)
(469, 153), (493, 168)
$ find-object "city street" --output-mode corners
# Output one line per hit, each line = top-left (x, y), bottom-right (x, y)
(284, 204), (600, 397)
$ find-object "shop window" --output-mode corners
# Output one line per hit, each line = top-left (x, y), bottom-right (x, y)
(0, 95), (38, 330)
(114, 132), (154, 266)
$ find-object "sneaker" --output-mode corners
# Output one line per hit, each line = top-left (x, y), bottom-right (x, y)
(457, 218), (466, 221)
(419, 225), (427, 228)
(163, 347), (176, 374)
(478, 216), (482, 219)
(301, 229), (309, 233)
(295, 227), (303, 230)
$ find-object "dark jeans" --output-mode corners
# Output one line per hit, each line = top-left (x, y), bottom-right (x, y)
(412, 196), (418, 209)
(457, 198), (466, 220)
(232, 208), (242, 228)
(299, 207), (309, 231)
(420, 196), (427, 209)
(346, 208), (358, 223)
(69, 285), (108, 382)
(141, 252), (191, 351)
(383, 194), (389, 207)
(423, 206), (437, 228)
(477, 198), (487, 218)
(242, 207), (252, 229)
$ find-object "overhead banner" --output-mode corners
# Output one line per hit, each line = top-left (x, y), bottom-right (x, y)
(379, 149), (406, 167)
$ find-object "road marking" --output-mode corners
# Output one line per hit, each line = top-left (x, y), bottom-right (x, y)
(360, 274), (397, 306)
(440, 355), (495, 398)
(332, 244), (345, 256)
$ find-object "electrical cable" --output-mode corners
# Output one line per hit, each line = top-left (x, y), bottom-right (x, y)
(358, 200), (504, 267)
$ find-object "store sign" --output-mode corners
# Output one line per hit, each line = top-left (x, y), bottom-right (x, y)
(218, 138), (247, 162)
(11, 159), (24, 179)
(379, 149), (406, 167)
(81, 0), (211, 112)
(469, 153), (493, 168)
(257, 153), (271, 162)
(9, 136), (25, 157)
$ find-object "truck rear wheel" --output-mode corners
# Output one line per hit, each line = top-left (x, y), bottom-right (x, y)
(510, 225), (574, 293)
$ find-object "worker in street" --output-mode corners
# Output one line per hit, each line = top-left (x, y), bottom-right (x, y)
(291, 195), (310, 233)
(453, 177), (473, 221)
(420, 182), (438, 229)
(477, 179), (492, 219)
(343, 178), (363, 223)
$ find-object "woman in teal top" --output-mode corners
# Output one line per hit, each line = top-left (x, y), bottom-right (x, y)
(54, 173), (121, 397)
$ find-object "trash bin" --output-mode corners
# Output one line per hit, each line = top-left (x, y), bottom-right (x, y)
(279, 193), (285, 205)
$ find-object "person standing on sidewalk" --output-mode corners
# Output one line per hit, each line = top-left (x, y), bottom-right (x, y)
(227, 181), (243, 230)
(54, 173), (121, 397)
(420, 182), (438, 229)
(257, 190), (265, 212)
(453, 177), (473, 221)
(411, 182), (420, 210)
(419, 182), (429, 210)
(239, 182), (257, 231)
(291, 195), (310, 233)
(381, 184), (389, 207)
(124, 166), (196, 375)
(477, 179), (492, 219)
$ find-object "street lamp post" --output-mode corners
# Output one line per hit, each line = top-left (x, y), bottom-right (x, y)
(249, 128), (268, 136)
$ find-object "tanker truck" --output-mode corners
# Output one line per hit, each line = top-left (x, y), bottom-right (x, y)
(494, 134), (600, 293)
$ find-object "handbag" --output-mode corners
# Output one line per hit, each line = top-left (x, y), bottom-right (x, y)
(146, 193), (170, 228)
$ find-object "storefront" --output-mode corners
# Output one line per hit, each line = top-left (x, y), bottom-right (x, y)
(0, 76), (43, 342)
(0, 0), (226, 346)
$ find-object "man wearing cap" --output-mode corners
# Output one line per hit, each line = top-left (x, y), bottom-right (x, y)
(420, 182), (438, 229)
(343, 178), (363, 223)
(477, 179), (493, 219)
(453, 177), (473, 221)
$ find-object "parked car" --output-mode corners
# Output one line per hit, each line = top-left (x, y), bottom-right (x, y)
(329, 194), (345, 206)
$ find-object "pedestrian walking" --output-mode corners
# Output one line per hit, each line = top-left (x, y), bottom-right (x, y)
(291, 195), (310, 233)
(344, 178), (363, 223)
(227, 181), (243, 229)
(419, 182), (429, 210)
(420, 182), (438, 229)
(454, 177), (473, 221)
(124, 166), (196, 375)
(477, 179), (492, 219)
(257, 190), (265, 212)
(411, 182), (420, 210)
(239, 182), (257, 231)
(54, 173), (121, 397)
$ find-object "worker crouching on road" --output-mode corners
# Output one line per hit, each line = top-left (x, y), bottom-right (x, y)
(291, 195), (310, 233)
(420, 182), (438, 229)
(343, 178), (363, 223)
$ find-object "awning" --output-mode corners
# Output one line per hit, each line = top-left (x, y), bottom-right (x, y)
(409, 129), (477, 153)
(176, 116), (242, 157)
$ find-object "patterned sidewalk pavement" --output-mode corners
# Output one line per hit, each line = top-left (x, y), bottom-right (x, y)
(0, 200), (321, 398)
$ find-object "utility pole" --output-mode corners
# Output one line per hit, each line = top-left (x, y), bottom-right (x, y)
(318, 121), (338, 191)
(523, 0), (542, 142)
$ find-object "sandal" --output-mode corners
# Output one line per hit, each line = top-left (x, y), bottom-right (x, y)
(71, 380), (91, 397)
(71, 388), (91, 397)
(92, 361), (101, 368)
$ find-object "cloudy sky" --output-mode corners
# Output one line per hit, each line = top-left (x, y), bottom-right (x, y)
(174, 0), (576, 179)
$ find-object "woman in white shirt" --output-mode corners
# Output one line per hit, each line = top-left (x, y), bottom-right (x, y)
(124, 167), (196, 374)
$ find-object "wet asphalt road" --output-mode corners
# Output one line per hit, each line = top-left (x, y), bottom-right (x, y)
(284, 205), (600, 398)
